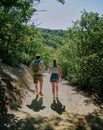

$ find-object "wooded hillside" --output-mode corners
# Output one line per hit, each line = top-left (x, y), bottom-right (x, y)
(0, 0), (103, 105)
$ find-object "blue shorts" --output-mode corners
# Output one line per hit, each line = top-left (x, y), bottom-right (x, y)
(50, 74), (59, 82)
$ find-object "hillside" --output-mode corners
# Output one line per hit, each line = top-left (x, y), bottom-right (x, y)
(0, 63), (103, 130)
(38, 28), (67, 48)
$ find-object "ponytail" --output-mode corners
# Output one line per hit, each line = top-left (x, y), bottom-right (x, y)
(53, 59), (57, 67)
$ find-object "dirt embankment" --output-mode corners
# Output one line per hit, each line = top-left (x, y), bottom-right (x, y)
(0, 63), (103, 130)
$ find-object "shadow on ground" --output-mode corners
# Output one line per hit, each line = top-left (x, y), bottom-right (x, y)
(26, 97), (46, 112)
(51, 98), (65, 114)
(0, 110), (103, 130)
(72, 85), (103, 108)
(0, 113), (18, 130)
(85, 110), (103, 130)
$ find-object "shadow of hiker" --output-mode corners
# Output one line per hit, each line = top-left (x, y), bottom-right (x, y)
(50, 98), (65, 114)
(27, 97), (46, 112)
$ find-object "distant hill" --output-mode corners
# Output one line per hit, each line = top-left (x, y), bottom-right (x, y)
(38, 28), (68, 48)
(39, 28), (67, 36)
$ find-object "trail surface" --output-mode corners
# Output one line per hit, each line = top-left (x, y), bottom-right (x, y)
(12, 73), (103, 130)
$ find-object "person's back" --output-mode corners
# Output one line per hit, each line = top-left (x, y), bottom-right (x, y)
(31, 59), (44, 75)
(50, 65), (58, 74)
(30, 54), (46, 98)
(48, 59), (62, 100)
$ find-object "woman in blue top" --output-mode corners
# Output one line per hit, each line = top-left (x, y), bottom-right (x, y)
(48, 59), (62, 100)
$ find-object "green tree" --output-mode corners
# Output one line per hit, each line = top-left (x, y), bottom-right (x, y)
(60, 10), (103, 96)
(0, 0), (37, 65)
(57, 10), (103, 97)
(77, 10), (103, 95)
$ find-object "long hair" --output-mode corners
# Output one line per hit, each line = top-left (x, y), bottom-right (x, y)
(53, 59), (57, 67)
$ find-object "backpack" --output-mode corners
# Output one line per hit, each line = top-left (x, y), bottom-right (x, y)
(32, 60), (41, 74)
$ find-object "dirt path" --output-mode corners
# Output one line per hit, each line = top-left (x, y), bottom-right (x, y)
(12, 73), (103, 130)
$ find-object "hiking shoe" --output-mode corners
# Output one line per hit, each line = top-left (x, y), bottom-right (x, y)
(53, 99), (56, 103)
(56, 96), (58, 100)
(36, 94), (39, 98)
(39, 91), (43, 96)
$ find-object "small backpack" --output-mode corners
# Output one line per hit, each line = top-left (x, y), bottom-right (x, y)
(32, 60), (41, 74)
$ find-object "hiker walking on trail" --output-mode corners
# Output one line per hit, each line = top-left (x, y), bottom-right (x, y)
(30, 54), (46, 98)
(48, 58), (62, 100)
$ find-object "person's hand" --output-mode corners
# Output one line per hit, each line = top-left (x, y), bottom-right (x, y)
(59, 77), (62, 84)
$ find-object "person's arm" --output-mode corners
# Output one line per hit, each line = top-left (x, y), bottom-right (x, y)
(30, 64), (32, 70)
(30, 60), (34, 70)
(41, 65), (46, 71)
(48, 67), (52, 74)
(40, 61), (46, 72)
(58, 67), (62, 82)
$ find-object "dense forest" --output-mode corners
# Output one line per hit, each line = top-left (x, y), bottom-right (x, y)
(0, 0), (103, 98)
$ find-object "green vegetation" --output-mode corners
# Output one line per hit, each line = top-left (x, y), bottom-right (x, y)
(0, 1), (103, 98)
(58, 10), (103, 97)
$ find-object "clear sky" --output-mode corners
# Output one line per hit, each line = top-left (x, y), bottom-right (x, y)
(30, 0), (103, 30)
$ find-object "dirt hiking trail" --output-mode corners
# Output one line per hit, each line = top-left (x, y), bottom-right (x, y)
(11, 72), (103, 130)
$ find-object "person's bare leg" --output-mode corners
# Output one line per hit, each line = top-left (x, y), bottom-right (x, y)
(52, 82), (55, 100)
(35, 83), (38, 98)
(55, 82), (58, 98)
(38, 76), (43, 96)
(39, 81), (43, 96)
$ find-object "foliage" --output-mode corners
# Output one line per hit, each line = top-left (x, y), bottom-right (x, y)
(56, 0), (65, 4)
(58, 10), (103, 96)
(0, 0), (66, 66)
(0, 0), (37, 65)
(57, 29), (79, 84)
(39, 28), (67, 48)
(0, 0), (103, 98)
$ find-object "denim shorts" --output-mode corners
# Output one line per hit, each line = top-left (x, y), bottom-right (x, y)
(50, 74), (59, 82)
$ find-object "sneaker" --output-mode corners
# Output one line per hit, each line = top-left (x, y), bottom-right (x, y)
(56, 95), (58, 99)
(36, 94), (39, 98)
(53, 99), (56, 103)
(39, 91), (43, 96)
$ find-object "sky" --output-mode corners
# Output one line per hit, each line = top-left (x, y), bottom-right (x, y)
(30, 0), (103, 30)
